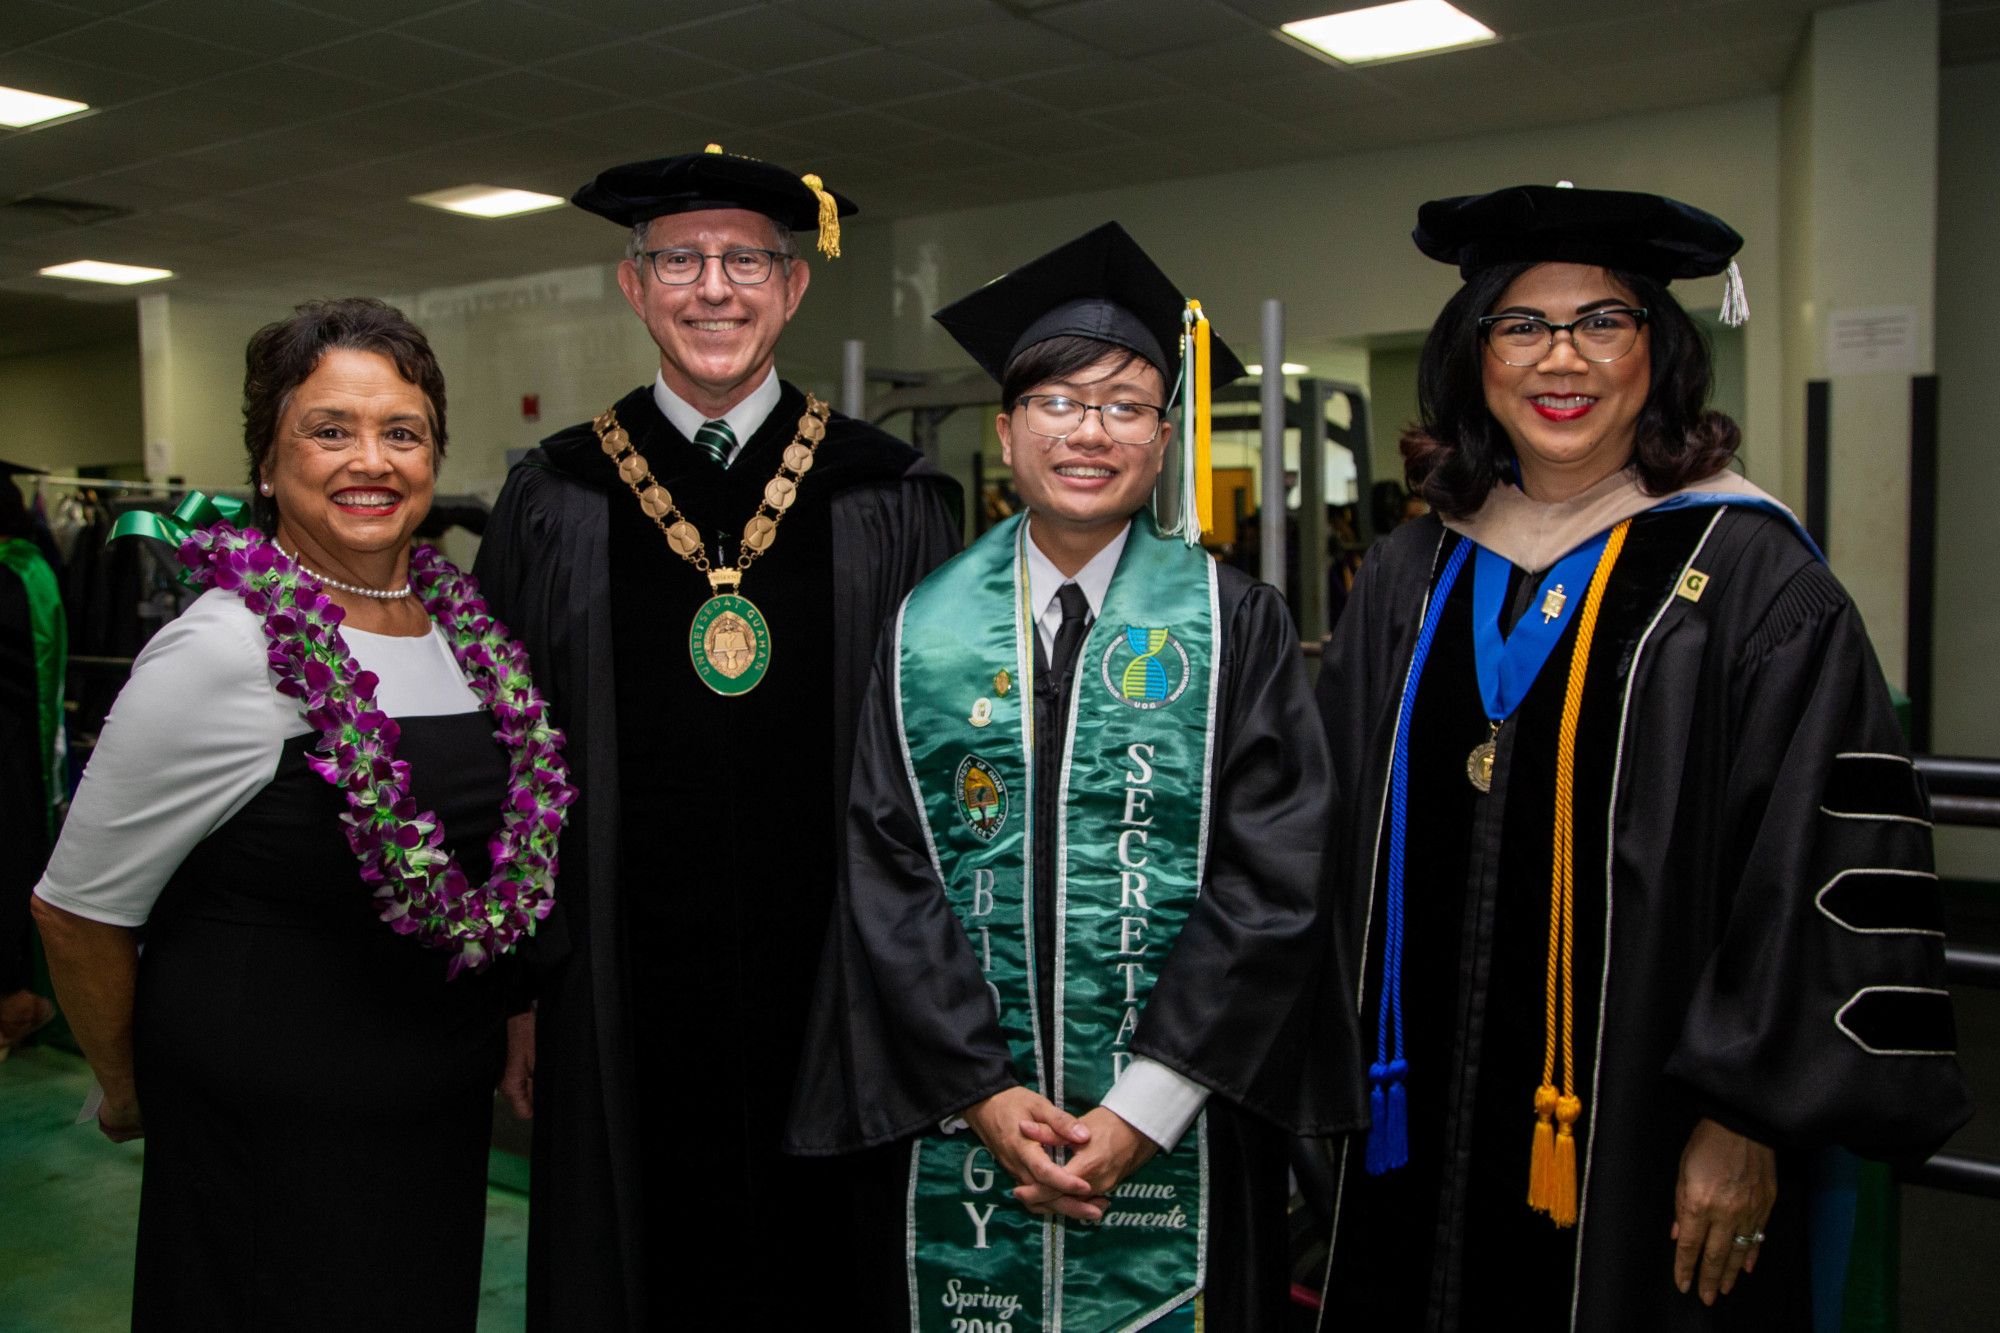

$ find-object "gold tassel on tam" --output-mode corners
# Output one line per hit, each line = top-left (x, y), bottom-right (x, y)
(801, 173), (840, 257)
(1525, 519), (1630, 1229)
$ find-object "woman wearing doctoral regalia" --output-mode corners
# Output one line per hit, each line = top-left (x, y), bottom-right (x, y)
(788, 223), (1365, 1331)
(1315, 185), (1972, 1330)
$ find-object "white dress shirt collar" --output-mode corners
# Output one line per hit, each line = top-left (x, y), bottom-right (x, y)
(1023, 519), (1131, 657)
(651, 366), (781, 466)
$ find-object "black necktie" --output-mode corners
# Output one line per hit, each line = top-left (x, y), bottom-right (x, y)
(1049, 583), (1091, 681)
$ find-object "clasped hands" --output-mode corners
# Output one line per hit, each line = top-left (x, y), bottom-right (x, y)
(962, 1085), (1158, 1223)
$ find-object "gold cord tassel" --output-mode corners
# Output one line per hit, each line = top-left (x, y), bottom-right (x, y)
(1528, 1083), (1559, 1211)
(801, 173), (840, 258)
(1525, 518), (1630, 1230)
(1189, 299), (1212, 536)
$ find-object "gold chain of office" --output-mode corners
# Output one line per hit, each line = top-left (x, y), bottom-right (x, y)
(592, 395), (828, 583)
(591, 396), (829, 696)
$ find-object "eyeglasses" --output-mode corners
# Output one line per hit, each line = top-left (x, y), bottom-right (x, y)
(639, 247), (789, 286)
(1477, 306), (1650, 366)
(1015, 395), (1165, 446)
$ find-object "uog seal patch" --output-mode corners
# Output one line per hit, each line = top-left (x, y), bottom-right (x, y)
(955, 755), (1008, 841)
(1100, 625), (1190, 709)
(689, 593), (772, 696)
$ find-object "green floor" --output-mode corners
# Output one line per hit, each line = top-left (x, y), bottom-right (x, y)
(0, 1045), (528, 1332)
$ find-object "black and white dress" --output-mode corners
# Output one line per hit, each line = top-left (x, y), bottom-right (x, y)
(36, 588), (512, 1332)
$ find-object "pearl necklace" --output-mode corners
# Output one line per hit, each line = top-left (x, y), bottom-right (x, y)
(287, 548), (413, 600)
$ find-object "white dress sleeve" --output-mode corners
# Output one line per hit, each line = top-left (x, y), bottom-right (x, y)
(33, 590), (298, 927)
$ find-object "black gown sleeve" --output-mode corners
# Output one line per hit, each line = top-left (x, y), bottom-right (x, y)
(471, 461), (577, 1004)
(785, 633), (1018, 1155)
(1664, 559), (1973, 1159)
(1130, 579), (1368, 1136)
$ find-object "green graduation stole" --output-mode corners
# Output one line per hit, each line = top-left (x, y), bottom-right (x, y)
(895, 511), (1218, 1333)
(0, 538), (65, 836)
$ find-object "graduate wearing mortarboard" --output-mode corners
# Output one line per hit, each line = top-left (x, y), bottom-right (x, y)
(471, 147), (961, 1330)
(787, 224), (1368, 1332)
(1314, 185), (1971, 1329)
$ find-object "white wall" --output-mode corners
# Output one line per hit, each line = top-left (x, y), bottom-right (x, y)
(0, 340), (143, 475)
(1933, 57), (2000, 877)
(138, 292), (299, 489)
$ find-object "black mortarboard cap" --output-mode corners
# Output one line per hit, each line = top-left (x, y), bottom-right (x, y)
(572, 144), (855, 255)
(1413, 184), (1743, 283)
(931, 222), (1247, 388)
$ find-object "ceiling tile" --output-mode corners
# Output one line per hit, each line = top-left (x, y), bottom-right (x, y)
(120, 0), (366, 58)
(781, 107), (940, 151)
(506, 0), (738, 32)
(284, 32), (506, 89)
(395, 0), (624, 63)
(658, 76), (845, 127)
(886, 84), (1057, 134)
(775, 0), (1009, 44)
(191, 64), (395, 121)
(1209, 67), (1393, 121)
(429, 69), (610, 125)
(1089, 94), (1284, 139)
(666, 8), (871, 74)
(892, 20), (1095, 77)
(0, 111), (148, 189)
(33, 16), (261, 79)
(2, 0), (103, 52)
(966, 110), (1143, 156)
(0, 47), (172, 106)
(883, 135), (1021, 173)
(787, 46), (970, 101)
(1141, 30), (1334, 82)
(1345, 36), (1552, 94)
(994, 59), (1182, 113)
(1035, 0), (1256, 53)
(276, 0), (467, 24)
(538, 38), (743, 100)
(536, 105), (735, 164)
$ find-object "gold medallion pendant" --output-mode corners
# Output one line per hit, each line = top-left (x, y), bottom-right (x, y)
(592, 395), (829, 697)
(690, 570), (771, 696)
(1467, 722), (1500, 793)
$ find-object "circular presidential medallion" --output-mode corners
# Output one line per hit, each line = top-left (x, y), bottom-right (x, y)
(689, 593), (772, 695)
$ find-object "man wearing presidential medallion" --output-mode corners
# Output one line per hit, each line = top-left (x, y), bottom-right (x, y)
(789, 224), (1365, 1331)
(474, 146), (959, 1330)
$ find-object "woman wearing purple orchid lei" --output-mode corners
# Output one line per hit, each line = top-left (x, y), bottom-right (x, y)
(32, 298), (573, 1331)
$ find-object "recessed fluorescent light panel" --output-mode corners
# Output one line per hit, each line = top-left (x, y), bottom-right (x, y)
(0, 85), (90, 128)
(411, 185), (566, 218)
(40, 260), (174, 285)
(1245, 362), (1312, 376)
(1282, 1), (1497, 65)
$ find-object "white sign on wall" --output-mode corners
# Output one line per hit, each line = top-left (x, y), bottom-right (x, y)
(1826, 305), (1919, 376)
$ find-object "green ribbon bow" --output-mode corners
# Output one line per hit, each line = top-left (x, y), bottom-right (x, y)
(107, 490), (249, 548)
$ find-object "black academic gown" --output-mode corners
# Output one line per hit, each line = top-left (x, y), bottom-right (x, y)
(473, 382), (960, 1332)
(0, 561), (51, 993)
(788, 559), (1369, 1332)
(1315, 507), (1972, 1332)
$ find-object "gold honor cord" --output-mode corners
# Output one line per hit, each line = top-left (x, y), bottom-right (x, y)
(592, 396), (830, 695)
(1527, 517), (1630, 1227)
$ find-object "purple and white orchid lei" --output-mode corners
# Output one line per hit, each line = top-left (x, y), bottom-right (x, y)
(178, 522), (574, 978)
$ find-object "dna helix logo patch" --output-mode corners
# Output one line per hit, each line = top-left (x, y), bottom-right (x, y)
(1100, 625), (1190, 710)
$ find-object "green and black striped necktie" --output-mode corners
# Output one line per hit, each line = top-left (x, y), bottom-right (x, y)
(692, 418), (736, 467)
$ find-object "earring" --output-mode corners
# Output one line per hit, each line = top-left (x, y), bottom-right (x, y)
(259, 481), (273, 495)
